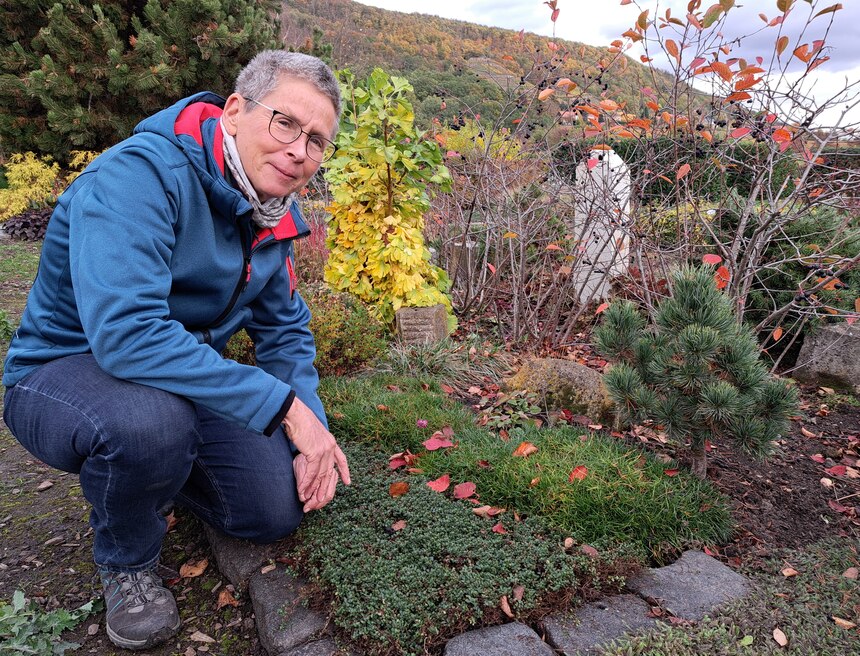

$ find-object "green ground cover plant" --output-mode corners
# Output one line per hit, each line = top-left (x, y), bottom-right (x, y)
(294, 442), (638, 656)
(0, 590), (99, 655)
(603, 537), (860, 656)
(419, 425), (732, 562)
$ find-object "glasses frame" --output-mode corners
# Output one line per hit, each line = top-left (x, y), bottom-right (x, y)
(242, 96), (336, 163)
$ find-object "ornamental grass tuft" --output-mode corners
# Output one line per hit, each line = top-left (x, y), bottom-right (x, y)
(419, 425), (732, 562)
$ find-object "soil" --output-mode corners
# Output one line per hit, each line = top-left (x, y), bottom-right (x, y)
(1, 239), (859, 654)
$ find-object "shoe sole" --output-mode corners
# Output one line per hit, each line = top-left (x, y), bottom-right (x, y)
(106, 616), (181, 651)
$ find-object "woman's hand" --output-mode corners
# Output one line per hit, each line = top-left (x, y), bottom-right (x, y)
(282, 397), (350, 512)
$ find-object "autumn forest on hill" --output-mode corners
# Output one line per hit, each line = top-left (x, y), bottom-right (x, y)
(282, 0), (680, 131)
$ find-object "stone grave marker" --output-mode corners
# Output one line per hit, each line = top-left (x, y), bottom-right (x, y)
(395, 304), (449, 345)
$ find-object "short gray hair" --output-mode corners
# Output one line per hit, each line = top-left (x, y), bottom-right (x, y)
(234, 50), (341, 118)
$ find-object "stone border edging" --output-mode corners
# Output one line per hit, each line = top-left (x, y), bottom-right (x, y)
(203, 527), (752, 656)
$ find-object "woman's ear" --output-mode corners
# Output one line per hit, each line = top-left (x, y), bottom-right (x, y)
(221, 93), (243, 137)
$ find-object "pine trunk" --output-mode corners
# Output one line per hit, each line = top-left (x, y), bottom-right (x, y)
(690, 444), (707, 479)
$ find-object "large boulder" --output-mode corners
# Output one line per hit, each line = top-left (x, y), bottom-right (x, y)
(794, 323), (860, 393)
(502, 358), (613, 420)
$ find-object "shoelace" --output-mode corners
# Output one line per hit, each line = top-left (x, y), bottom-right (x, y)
(115, 572), (164, 608)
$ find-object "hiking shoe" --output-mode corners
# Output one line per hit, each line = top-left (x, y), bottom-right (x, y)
(101, 569), (181, 650)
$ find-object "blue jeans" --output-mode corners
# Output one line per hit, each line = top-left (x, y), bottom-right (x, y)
(3, 354), (303, 572)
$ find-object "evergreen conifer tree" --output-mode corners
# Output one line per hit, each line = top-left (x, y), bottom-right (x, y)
(0, 0), (280, 161)
(594, 265), (797, 478)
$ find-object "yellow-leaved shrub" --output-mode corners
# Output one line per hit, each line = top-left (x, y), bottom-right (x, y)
(323, 69), (456, 330)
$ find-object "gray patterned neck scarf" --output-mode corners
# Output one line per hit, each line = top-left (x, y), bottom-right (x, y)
(221, 119), (291, 228)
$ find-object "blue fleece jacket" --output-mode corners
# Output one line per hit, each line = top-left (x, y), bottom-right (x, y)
(3, 92), (326, 435)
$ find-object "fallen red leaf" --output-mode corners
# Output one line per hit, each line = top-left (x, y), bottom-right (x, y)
(391, 519), (407, 531)
(473, 505), (505, 518)
(568, 466), (588, 482)
(477, 459), (491, 469)
(825, 465), (847, 477)
(423, 437), (455, 451)
(810, 454), (825, 464)
(389, 457), (407, 469)
(440, 384), (455, 394)
(426, 475), (450, 492)
(453, 482), (477, 499)
(595, 302), (610, 314)
(492, 523), (508, 534)
(664, 468), (680, 477)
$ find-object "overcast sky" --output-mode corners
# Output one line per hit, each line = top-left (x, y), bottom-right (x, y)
(355, 0), (860, 127)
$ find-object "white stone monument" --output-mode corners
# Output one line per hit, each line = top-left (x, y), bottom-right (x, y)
(570, 148), (632, 302)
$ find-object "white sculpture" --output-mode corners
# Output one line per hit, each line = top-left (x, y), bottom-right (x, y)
(570, 147), (632, 302)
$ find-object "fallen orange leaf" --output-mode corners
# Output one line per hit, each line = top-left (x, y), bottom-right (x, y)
(512, 441), (538, 458)
(179, 558), (208, 579)
(389, 482), (410, 498)
(500, 595), (514, 618)
(216, 588), (240, 609)
(833, 616), (856, 630)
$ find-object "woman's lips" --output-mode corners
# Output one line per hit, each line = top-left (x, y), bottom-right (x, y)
(270, 162), (297, 180)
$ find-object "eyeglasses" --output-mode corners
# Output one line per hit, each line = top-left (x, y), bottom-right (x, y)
(243, 97), (336, 163)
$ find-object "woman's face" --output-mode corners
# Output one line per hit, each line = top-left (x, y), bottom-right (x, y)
(222, 76), (337, 201)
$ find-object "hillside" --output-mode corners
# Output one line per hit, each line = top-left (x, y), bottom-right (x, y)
(281, 0), (677, 130)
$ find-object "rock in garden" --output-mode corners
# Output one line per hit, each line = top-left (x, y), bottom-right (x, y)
(627, 550), (751, 621)
(444, 622), (554, 656)
(503, 358), (613, 420)
(249, 567), (327, 655)
(542, 594), (659, 655)
(794, 323), (860, 394)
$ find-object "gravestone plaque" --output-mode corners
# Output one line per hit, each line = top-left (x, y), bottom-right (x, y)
(395, 304), (448, 345)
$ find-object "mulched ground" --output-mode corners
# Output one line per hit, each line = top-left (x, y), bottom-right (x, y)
(604, 384), (860, 570)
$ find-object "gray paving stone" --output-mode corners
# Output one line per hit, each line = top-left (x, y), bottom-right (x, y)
(542, 594), (659, 655)
(250, 566), (328, 655)
(444, 622), (555, 656)
(203, 523), (275, 588)
(278, 637), (339, 656)
(627, 550), (751, 621)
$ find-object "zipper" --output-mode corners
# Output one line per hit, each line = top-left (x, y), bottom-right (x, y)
(208, 223), (252, 328)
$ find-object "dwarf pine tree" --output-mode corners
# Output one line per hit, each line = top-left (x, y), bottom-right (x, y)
(0, 0), (279, 160)
(594, 265), (797, 478)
